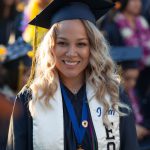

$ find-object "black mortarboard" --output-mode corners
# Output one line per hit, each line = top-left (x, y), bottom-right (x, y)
(110, 46), (142, 69)
(2, 37), (32, 67)
(29, 0), (115, 29)
(1, 37), (32, 91)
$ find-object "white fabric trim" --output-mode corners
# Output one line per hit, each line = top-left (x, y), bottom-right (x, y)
(29, 83), (64, 150)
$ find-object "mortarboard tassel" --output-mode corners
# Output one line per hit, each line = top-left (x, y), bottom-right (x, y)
(26, 25), (38, 88)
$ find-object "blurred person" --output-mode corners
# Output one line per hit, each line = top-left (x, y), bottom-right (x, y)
(0, 64), (15, 100)
(21, 0), (51, 44)
(101, 0), (150, 127)
(0, 0), (23, 46)
(0, 64), (15, 150)
(0, 91), (21, 150)
(121, 62), (150, 147)
(135, 65), (150, 146)
(0, 93), (14, 150)
(101, 0), (150, 68)
(0, 46), (16, 98)
(111, 46), (150, 149)
(3, 37), (32, 93)
(0, 38), (31, 150)
(21, 0), (50, 30)
(6, 0), (140, 150)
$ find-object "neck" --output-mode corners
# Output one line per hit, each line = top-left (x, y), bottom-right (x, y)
(123, 11), (136, 28)
(59, 73), (85, 94)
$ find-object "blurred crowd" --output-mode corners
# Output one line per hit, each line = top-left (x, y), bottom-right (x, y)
(0, 0), (150, 150)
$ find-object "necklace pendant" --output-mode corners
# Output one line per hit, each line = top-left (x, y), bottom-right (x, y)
(77, 145), (84, 150)
(82, 120), (88, 128)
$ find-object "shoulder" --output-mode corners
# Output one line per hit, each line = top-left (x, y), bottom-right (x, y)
(16, 86), (32, 104)
(6, 86), (33, 150)
(13, 86), (32, 116)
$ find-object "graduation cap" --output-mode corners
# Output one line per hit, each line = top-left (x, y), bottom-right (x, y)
(110, 46), (142, 70)
(29, 0), (115, 29)
(3, 37), (32, 67)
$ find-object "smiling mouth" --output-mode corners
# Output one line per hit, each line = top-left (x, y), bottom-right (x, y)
(62, 60), (80, 66)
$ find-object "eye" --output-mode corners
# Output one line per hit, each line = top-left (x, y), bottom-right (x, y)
(57, 41), (68, 46)
(77, 42), (87, 47)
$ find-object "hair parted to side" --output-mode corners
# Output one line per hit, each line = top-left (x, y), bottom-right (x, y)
(30, 20), (130, 127)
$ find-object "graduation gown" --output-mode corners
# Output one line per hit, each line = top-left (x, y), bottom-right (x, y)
(6, 83), (139, 150)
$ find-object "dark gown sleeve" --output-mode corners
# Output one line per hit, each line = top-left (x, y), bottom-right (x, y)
(6, 88), (33, 150)
(119, 87), (140, 150)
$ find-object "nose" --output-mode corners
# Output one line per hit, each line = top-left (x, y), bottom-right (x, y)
(65, 45), (78, 57)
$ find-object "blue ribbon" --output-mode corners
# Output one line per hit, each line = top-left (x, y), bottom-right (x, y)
(60, 82), (88, 145)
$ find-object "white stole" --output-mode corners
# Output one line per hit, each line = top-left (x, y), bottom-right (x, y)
(29, 81), (120, 150)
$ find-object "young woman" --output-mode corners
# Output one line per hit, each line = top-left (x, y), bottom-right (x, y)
(6, 0), (139, 150)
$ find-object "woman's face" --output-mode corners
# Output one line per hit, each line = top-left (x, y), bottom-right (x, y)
(52, 20), (90, 80)
(125, 0), (142, 16)
(123, 68), (139, 92)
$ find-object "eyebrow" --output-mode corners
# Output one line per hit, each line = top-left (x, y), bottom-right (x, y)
(57, 37), (89, 41)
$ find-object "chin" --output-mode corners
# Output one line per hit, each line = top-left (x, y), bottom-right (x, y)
(62, 72), (81, 78)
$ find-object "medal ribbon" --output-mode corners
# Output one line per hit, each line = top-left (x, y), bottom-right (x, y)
(60, 82), (88, 145)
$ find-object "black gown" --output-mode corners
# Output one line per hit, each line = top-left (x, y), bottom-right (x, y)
(6, 86), (140, 150)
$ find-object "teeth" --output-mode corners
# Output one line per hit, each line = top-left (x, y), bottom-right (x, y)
(64, 61), (79, 65)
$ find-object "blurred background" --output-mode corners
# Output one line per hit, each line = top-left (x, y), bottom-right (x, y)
(0, 0), (150, 149)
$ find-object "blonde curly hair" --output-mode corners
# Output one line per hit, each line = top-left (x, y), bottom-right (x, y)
(29, 20), (129, 126)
